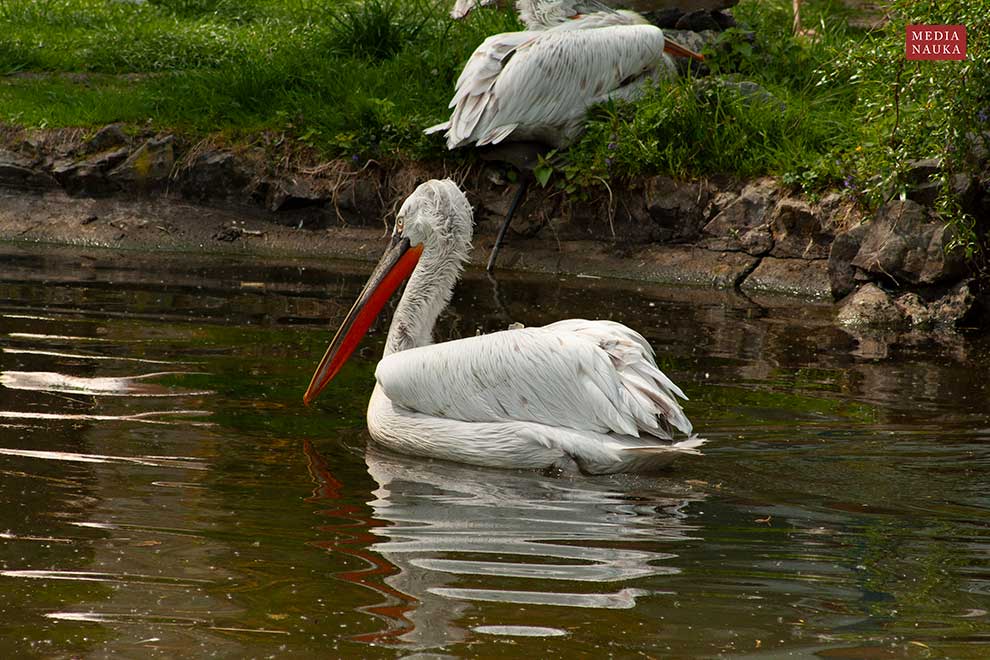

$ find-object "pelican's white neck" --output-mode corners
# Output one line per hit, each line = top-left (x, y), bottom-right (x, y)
(384, 239), (467, 356)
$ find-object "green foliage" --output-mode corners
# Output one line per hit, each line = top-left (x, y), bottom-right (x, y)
(324, 0), (435, 61)
(819, 0), (989, 262)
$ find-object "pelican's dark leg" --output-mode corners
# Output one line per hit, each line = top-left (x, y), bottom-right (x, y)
(486, 172), (530, 273)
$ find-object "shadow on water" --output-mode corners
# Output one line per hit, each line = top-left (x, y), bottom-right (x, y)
(0, 245), (988, 657)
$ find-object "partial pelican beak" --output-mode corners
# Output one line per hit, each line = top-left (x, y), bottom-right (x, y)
(663, 38), (705, 62)
(304, 235), (423, 405)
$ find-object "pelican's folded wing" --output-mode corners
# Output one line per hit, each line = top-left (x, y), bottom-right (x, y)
(375, 321), (691, 439)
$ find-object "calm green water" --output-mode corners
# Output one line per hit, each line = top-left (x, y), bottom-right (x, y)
(0, 245), (988, 659)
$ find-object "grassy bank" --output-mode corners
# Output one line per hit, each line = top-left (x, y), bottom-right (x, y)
(0, 0), (987, 247)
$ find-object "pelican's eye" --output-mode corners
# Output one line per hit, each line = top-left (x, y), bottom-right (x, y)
(395, 216), (404, 234)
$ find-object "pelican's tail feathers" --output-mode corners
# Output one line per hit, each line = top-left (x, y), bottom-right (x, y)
(476, 123), (518, 146)
(621, 435), (706, 456)
(424, 121), (450, 136)
(575, 435), (706, 474)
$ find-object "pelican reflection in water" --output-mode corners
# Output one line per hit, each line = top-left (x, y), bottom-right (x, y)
(304, 440), (703, 648)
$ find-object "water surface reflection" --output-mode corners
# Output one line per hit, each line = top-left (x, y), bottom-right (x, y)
(0, 246), (987, 658)
(307, 441), (701, 648)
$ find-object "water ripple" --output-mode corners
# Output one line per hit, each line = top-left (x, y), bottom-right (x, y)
(0, 410), (213, 427)
(1, 570), (213, 586)
(0, 447), (208, 469)
(3, 347), (183, 364)
(1, 371), (212, 397)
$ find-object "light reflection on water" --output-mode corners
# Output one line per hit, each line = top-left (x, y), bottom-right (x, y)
(0, 246), (987, 658)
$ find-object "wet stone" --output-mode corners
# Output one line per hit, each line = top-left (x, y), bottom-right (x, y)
(893, 292), (933, 327)
(740, 256), (830, 298)
(931, 280), (975, 328)
(836, 283), (906, 328)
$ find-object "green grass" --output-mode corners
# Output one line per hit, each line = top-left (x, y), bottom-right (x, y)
(0, 0), (987, 250)
(0, 0), (520, 149)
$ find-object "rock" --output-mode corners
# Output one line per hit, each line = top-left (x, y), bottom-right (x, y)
(701, 178), (776, 255)
(711, 9), (736, 29)
(83, 124), (128, 154)
(643, 8), (684, 28)
(836, 283), (906, 328)
(51, 148), (130, 196)
(769, 197), (829, 259)
(108, 136), (175, 191)
(0, 149), (57, 190)
(904, 157), (941, 185)
(644, 175), (710, 241)
(965, 131), (990, 163)
(265, 177), (327, 212)
(615, 0), (738, 12)
(740, 256), (831, 298)
(706, 190), (738, 218)
(663, 29), (718, 53)
(893, 292), (932, 326)
(851, 200), (966, 286)
(178, 150), (252, 202)
(675, 10), (721, 31)
(907, 172), (979, 211)
(334, 176), (383, 227)
(931, 280), (975, 328)
(634, 244), (758, 288)
(212, 225), (243, 242)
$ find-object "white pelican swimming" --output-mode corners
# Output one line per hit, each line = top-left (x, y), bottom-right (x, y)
(304, 180), (702, 474)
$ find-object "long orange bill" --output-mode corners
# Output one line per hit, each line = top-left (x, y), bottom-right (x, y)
(303, 235), (423, 405)
(664, 38), (705, 62)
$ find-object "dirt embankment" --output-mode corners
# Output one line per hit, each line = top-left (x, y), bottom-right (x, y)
(0, 124), (986, 333)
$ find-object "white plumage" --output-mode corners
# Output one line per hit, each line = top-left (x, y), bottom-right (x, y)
(305, 180), (702, 474)
(428, 25), (670, 149)
(429, 0), (700, 150)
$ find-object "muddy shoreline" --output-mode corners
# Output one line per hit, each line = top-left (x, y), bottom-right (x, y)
(0, 187), (830, 298)
(1, 124), (986, 331)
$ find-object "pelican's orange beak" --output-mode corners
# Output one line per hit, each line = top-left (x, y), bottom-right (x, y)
(664, 38), (705, 62)
(304, 235), (423, 405)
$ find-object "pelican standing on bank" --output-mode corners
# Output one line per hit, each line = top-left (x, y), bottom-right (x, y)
(304, 180), (701, 475)
(428, 0), (704, 269)
(430, 0), (703, 149)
